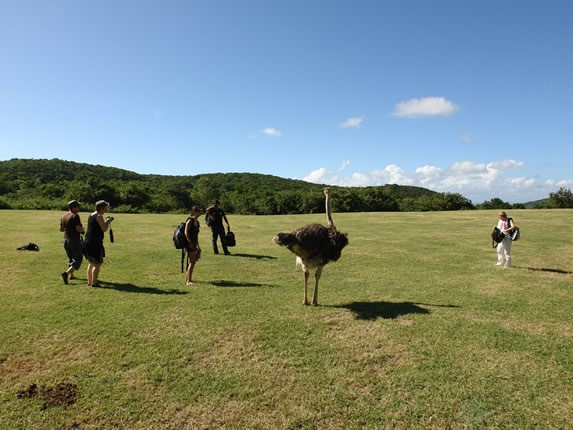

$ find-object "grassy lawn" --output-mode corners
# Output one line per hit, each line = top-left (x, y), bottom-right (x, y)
(0, 209), (571, 429)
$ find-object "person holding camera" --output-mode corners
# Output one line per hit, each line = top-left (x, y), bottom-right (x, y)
(83, 200), (114, 287)
(494, 211), (516, 268)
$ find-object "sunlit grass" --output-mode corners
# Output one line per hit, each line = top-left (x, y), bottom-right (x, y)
(1, 209), (571, 429)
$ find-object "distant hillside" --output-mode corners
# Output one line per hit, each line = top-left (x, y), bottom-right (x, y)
(0, 158), (474, 213)
(523, 198), (549, 209)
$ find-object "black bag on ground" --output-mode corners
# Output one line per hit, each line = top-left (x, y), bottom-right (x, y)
(17, 242), (40, 251)
(226, 229), (236, 247)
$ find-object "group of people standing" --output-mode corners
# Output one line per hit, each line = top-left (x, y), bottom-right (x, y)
(60, 199), (114, 287)
(59, 198), (231, 287)
(61, 199), (516, 287)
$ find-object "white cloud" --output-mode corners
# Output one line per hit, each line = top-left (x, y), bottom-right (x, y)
(338, 160), (351, 171)
(303, 167), (331, 183)
(393, 97), (460, 118)
(302, 159), (571, 203)
(261, 127), (282, 137)
(371, 164), (415, 185)
(338, 116), (364, 128)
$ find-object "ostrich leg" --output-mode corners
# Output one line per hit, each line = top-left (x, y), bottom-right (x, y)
(312, 266), (323, 306)
(303, 270), (310, 305)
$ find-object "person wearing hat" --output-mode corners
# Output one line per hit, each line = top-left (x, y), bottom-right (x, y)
(82, 200), (114, 287)
(60, 200), (85, 284)
(205, 199), (231, 255)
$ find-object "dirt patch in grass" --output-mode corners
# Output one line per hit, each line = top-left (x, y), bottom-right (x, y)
(17, 382), (79, 409)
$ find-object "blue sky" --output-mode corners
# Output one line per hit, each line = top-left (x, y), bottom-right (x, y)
(1, 0), (572, 203)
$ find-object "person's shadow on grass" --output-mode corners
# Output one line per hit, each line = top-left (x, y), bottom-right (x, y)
(229, 253), (277, 260)
(334, 301), (431, 320)
(97, 282), (189, 295)
(521, 266), (572, 275)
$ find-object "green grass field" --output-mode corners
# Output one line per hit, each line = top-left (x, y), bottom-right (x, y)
(1, 209), (571, 429)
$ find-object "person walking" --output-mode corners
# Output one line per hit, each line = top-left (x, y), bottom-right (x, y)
(184, 206), (202, 285)
(60, 199), (84, 284)
(83, 200), (114, 287)
(205, 199), (231, 255)
(494, 211), (516, 269)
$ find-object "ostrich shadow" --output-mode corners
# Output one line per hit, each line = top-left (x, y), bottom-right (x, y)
(210, 280), (274, 288)
(333, 301), (433, 320)
(229, 253), (277, 260)
(97, 282), (189, 295)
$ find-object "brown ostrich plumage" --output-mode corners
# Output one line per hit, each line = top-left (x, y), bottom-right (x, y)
(274, 188), (348, 305)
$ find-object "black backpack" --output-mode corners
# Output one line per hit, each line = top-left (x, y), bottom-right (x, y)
(226, 229), (236, 247)
(17, 242), (40, 251)
(173, 220), (189, 249)
(491, 227), (505, 248)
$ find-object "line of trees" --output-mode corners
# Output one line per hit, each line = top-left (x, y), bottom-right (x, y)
(1, 159), (571, 213)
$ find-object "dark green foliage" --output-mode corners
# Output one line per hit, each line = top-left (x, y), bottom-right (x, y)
(0, 158), (476, 213)
(477, 197), (513, 210)
(549, 187), (573, 208)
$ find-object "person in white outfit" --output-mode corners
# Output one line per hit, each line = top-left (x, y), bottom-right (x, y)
(495, 211), (516, 268)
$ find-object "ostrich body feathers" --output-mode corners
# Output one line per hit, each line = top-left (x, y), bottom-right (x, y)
(274, 223), (348, 269)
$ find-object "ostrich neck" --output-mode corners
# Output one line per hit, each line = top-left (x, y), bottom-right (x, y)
(326, 193), (334, 227)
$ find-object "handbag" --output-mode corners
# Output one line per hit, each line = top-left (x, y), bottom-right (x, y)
(491, 227), (504, 248)
(509, 227), (520, 241)
(226, 229), (236, 247)
(507, 217), (520, 241)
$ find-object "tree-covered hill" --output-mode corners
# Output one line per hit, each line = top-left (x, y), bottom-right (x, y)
(0, 158), (474, 213)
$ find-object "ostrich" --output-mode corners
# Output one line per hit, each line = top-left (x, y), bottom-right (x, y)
(273, 187), (348, 306)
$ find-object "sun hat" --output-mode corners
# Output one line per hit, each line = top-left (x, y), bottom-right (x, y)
(68, 200), (81, 208)
(95, 200), (110, 210)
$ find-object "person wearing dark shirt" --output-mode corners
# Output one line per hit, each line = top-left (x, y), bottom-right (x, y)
(205, 199), (231, 255)
(82, 200), (114, 287)
(60, 200), (84, 284)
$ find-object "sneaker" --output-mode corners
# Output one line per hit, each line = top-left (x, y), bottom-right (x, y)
(61, 272), (68, 285)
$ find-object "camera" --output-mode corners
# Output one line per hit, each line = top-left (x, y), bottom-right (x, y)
(106, 216), (114, 221)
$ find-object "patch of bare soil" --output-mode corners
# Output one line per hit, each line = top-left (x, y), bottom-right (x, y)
(17, 382), (79, 409)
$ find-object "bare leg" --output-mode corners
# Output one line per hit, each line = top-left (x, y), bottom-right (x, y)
(186, 251), (198, 285)
(312, 266), (323, 306)
(91, 263), (101, 286)
(303, 270), (310, 305)
(86, 262), (93, 286)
